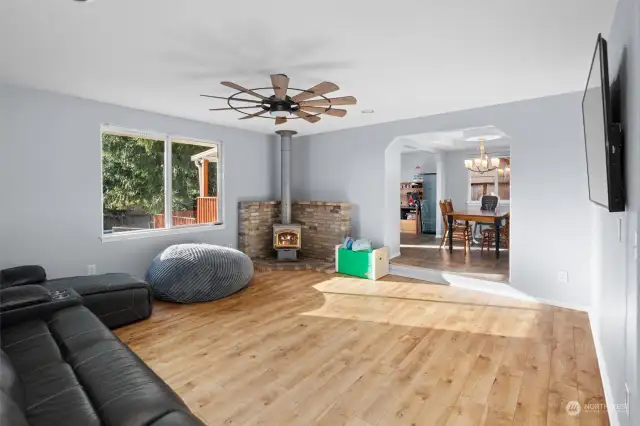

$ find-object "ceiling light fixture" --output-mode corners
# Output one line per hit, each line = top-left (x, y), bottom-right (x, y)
(361, 109), (375, 114)
(269, 103), (290, 118)
(270, 110), (290, 118)
(464, 138), (500, 174)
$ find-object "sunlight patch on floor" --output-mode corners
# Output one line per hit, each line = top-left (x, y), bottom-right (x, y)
(300, 276), (547, 338)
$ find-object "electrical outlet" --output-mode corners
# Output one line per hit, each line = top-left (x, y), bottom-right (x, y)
(557, 271), (568, 283)
(87, 264), (97, 275)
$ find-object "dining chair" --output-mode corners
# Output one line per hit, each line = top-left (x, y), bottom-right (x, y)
(474, 195), (500, 240)
(481, 195), (499, 211)
(480, 216), (510, 254)
(444, 199), (466, 225)
(481, 228), (493, 254)
(439, 200), (472, 253)
(445, 199), (454, 212)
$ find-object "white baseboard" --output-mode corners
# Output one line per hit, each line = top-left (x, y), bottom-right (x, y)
(390, 251), (401, 259)
(587, 311), (622, 426)
(534, 297), (589, 312)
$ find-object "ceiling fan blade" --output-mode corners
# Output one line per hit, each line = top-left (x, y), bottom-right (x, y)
(239, 109), (270, 120)
(209, 106), (261, 111)
(200, 94), (263, 104)
(275, 117), (287, 125)
(293, 110), (321, 123)
(291, 81), (339, 102)
(270, 74), (289, 100)
(298, 96), (357, 107)
(300, 106), (347, 117)
(221, 81), (267, 100)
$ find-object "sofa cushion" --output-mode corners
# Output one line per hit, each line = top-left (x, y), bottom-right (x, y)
(0, 350), (24, 409)
(48, 306), (189, 426)
(21, 361), (100, 426)
(1, 318), (100, 426)
(47, 305), (119, 355)
(1, 321), (63, 373)
(0, 391), (30, 426)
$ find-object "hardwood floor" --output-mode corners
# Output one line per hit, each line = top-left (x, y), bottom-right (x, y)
(392, 233), (510, 283)
(115, 271), (608, 426)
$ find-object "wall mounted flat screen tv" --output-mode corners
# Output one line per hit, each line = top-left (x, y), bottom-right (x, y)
(582, 33), (625, 212)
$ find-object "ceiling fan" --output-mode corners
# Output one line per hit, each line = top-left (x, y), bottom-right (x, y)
(200, 74), (357, 125)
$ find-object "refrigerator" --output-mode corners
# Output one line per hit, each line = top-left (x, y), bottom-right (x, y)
(419, 173), (437, 234)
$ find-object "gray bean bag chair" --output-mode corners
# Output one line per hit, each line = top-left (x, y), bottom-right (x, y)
(146, 243), (253, 303)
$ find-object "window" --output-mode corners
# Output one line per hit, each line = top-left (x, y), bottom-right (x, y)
(467, 157), (510, 203)
(101, 125), (222, 239)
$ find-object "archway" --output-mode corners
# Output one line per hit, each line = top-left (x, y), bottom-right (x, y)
(383, 126), (512, 284)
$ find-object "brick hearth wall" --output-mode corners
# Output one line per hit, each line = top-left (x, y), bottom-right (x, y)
(238, 201), (352, 262)
(292, 201), (351, 262)
(238, 201), (280, 259)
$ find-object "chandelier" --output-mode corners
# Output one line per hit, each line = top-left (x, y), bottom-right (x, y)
(465, 138), (500, 174)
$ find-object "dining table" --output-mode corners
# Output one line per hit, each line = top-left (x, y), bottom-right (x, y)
(446, 208), (510, 258)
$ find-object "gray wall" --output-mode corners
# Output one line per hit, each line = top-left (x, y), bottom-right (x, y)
(0, 84), (275, 279)
(592, 0), (640, 424)
(292, 92), (593, 308)
(400, 151), (437, 181)
(443, 151), (471, 209)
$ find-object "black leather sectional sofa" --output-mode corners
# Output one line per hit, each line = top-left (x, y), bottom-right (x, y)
(1, 266), (152, 329)
(0, 266), (205, 426)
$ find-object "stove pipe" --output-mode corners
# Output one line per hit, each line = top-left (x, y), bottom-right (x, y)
(275, 130), (297, 225)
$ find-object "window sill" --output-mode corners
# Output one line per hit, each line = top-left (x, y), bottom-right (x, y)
(101, 223), (226, 243)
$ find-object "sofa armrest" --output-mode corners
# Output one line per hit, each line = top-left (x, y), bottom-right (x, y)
(0, 265), (47, 289)
(151, 411), (207, 426)
(0, 286), (81, 327)
(0, 285), (51, 312)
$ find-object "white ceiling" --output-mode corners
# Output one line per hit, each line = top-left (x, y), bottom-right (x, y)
(400, 126), (511, 153)
(0, 0), (617, 136)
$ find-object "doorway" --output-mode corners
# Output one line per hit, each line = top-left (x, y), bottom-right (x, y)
(384, 126), (511, 284)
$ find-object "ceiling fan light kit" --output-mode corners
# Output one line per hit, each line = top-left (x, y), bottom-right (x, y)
(201, 74), (357, 125)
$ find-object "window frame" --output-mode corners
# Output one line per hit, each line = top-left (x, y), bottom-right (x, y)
(466, 154), (511, 206)
(100, 124), (225, 242)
